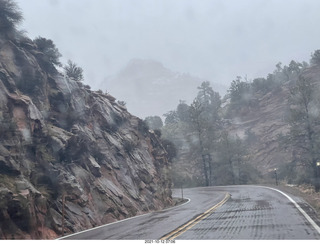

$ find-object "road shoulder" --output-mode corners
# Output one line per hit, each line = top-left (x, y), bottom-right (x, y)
(261, 184), (320, 231)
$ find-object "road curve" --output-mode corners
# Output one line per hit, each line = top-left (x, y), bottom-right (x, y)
(59, 186), (227, 240)
(60, 185), (320, 240)
(175, 185), (320, 240)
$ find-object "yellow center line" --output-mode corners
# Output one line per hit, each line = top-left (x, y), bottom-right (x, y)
(160, 192), (231, 240)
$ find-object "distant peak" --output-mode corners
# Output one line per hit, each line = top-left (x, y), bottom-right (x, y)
(126, 58), (164, 68)
(118, 58), (175, 78)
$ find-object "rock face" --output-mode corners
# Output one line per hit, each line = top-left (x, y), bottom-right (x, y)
(225, 64), (320, 176)
(225, 82), (292, 174)
(0, 37), (172, 239)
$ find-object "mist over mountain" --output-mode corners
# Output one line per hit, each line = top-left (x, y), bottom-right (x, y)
(2, 0), (320, 240)
(100, 59), (228, 119)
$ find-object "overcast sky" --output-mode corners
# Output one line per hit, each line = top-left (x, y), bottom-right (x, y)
(16, 0), (320, 93)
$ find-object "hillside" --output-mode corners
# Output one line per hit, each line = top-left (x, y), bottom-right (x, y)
(225, 81), (291, 174)
(0, 35), (172, 238)
(226, 64), (320, 177)
(161, 59), (320, 188)
(167, 80), (293, 185)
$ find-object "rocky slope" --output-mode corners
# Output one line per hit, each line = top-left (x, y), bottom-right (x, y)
(0, 36), (172, 239)
(168, 63), (320, 187)
(226, 64), (320, 176)
(225, 83), (292, 175)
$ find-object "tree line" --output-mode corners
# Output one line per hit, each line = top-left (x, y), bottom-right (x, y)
(145, 51), (320, 192)
(145, 81), (260, 187)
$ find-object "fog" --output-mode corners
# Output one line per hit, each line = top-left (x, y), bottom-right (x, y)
(16, 0), (320, 117)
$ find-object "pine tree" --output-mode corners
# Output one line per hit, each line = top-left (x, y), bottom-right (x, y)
(288, 76), (320, 191)
(0, 0), (23, 35)
(64, 60), (84, 81)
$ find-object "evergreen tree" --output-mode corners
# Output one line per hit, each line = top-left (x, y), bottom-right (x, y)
(64, 60), (84, 81)
(176, 100), (191, 123)
(288, 76), (320, 191)
(189, 81), (221, 186)
(34, 36), (62, 73)
(0, 0), (23, 36)
(215, 131), (250, 185)
(310, 50), (320, 65)
(163, 110), (179, 125)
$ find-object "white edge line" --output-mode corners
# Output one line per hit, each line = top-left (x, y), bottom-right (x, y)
(262, 186), (320, 235)
(56, 197), (191, 240)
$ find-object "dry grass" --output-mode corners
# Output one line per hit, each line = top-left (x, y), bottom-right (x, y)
(294, 184), (320, 213)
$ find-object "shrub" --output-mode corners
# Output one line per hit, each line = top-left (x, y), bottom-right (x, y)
(138, 119), (149, 136)
(228, 76), (251, 104)
(123, 140), (135, 154)
(118, 100), (126, 106)
(310, 50), (320, 65)
(64, 60), (84, 81)
(33, 36), (61, 73)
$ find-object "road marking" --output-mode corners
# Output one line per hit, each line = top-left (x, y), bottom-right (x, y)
(160, 192), (231, 240)
(262, 186), (320, 235)
(57, 197), (191, 240)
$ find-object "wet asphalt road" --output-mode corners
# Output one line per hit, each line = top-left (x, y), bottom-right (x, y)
(61, 185), (320, 240)
(176, 186), (320, 240)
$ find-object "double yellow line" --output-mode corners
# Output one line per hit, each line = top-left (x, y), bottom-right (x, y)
(160, 192), (231, 240)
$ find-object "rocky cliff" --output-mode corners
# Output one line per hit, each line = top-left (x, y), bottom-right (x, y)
(225, 82), (291, 175)
(0, 36), (172, 239)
